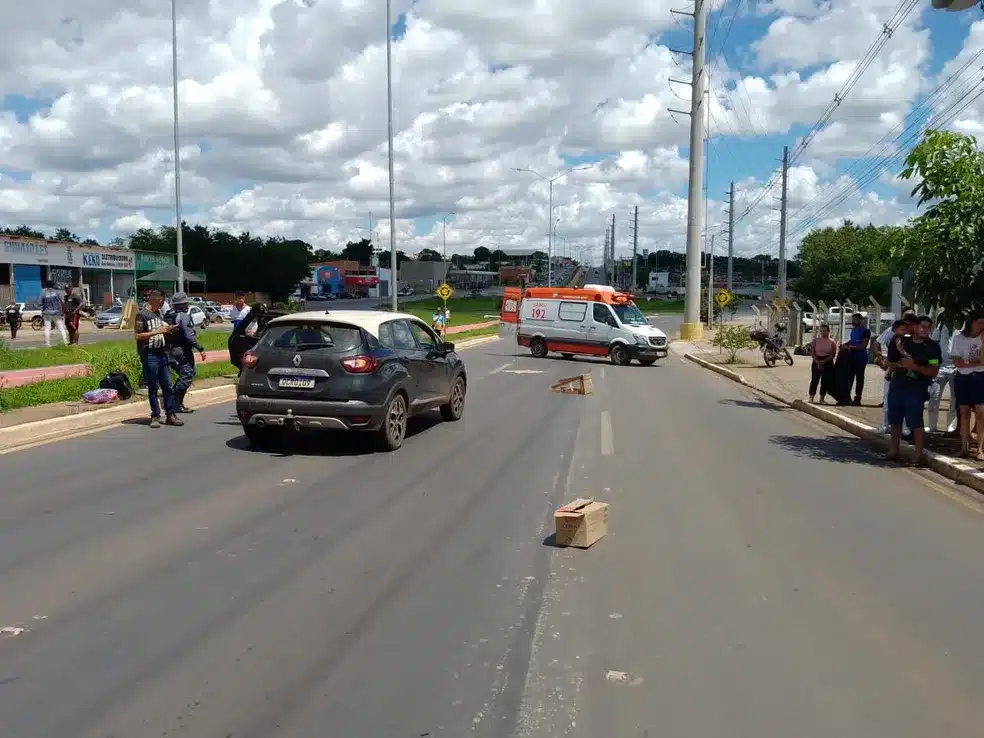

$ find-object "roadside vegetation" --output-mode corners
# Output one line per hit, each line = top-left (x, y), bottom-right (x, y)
(0, 332), (236, 412)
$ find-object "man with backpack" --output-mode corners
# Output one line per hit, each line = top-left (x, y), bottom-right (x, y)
(164, 292), (206, 414)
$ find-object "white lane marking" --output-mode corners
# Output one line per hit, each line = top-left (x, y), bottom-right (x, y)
(600, 367), (606, 380)
(600, 411), (614, 456)
(504, 369), (545, 375)
(489, 362), (514, 375)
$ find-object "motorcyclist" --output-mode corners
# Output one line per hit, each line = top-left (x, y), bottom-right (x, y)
(164, 291), (206, 413)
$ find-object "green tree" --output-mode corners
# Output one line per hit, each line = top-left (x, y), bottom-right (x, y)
(896, 129), (984, 322)
(417, 248), (443, 261)
(794, 220), (897, 306)
(473, 246), (491, 262)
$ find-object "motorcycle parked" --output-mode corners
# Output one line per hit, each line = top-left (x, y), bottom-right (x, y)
(750, 325), (794, 368)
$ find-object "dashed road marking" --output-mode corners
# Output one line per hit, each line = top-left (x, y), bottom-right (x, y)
(600, 411), (614, 456)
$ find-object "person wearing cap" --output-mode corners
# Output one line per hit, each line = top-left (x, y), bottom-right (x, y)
(164, 291), (207, 414)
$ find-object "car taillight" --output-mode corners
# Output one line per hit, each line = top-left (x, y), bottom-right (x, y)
(242, 351), (259, 369)
(342, 355), (378, 373)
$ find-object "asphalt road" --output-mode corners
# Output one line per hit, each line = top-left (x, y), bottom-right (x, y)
(5, 339), (984, 736)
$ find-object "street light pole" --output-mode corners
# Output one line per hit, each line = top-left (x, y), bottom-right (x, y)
(385, 0), (398, 310)
(442, 212), (455, 261)
(512, 165), (593, 289)
(170, 0), (184, 293)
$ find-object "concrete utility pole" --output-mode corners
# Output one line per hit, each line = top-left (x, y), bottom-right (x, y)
(681, 0), (709, 338)
(610, 214), (616, 288)
(631, 205), (639, 292)
(386, 0), (398, 309)
(170, 0), (184, 292)
(726, 181), (735, 293)
(603, 228), (610, 284)
(778, 145), (789, 300)
(706, 234), (714, 329)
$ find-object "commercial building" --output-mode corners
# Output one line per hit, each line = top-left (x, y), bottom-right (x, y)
(399, 261), (448, 293)
(0, 234), (165, 306)
(134, 251), (177, 294)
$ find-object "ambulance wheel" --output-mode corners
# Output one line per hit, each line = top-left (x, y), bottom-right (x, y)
(530, 338), (548, 358)
(561, 353), (574, 360)
(637, 358), (657, 367)
(610, 344), (631, 366)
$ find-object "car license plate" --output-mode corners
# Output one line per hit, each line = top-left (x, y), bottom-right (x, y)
(278, 377), (315, 389)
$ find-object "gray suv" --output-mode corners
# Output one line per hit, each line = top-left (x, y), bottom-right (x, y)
(235, 310), (467, 451)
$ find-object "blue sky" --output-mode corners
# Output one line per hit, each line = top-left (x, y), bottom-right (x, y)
(1, 2), (981, 255)
(655, 6), (977, 211)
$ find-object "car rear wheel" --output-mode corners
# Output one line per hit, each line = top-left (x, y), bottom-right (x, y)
(379, 393), (408, 451)
(530, 337), (548, 358)
(610, 344), (631, 366)
(441, 375), (466, 421)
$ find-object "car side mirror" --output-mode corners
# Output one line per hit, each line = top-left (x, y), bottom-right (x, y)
(442, 341), (456, 353)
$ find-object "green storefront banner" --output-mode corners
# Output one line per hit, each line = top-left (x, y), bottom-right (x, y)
(134, 251), (176, 272)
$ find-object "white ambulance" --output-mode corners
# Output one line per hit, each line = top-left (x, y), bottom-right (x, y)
(500, 285), (668, 366)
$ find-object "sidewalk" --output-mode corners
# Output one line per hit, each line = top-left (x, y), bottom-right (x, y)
(673, 337), (976, 467)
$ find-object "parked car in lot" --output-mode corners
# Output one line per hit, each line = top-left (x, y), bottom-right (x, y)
(203, 305), (225, 323)
(95, 304), (123, 328)
(188, 304), (209, 328)
(234, 309), (467, 451)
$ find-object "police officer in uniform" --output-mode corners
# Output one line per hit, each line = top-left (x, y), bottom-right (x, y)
(164, 292), (207, 413)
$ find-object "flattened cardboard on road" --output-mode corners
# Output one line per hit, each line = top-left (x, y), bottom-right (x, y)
(554, 498), (609, 548)
(551, 374), (593, 395)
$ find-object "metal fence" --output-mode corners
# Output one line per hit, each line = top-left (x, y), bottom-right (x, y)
(750, 295), (933, 349)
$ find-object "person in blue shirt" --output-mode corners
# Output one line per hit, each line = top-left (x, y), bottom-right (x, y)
(885, 314), (942, 466)
(838, 313), (871, 406)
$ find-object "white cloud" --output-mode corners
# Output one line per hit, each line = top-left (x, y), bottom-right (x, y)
(0, 0), (965, 261)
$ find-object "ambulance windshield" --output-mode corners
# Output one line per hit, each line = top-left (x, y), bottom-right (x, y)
(612, 303), (647, 326)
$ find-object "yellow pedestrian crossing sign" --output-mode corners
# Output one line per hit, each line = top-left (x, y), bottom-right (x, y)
(436, 283), (454, 301)
(714, 289), (733, 308)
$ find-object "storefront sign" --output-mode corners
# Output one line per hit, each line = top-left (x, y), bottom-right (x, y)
(81, 250), (134, 271)
(135, 251), (175, 272)
(2, 239), (70, 266)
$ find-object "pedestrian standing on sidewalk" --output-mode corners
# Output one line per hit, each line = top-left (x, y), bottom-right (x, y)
(948, 312), (984, 459)
(839, 313), (871, 406)
(62, 285), (83, 345)
(875, 313), (918, 434)
(164, 291), (206, 414)
(134, 289), (183, 429)
(928, 320), (958, 435)
(5, 301), (21, 340)
(885, 315), (941, 466)
(808, 324), (837, 403)
(39, 280), (68, 347)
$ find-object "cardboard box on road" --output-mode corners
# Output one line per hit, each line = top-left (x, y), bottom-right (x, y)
(554, 498), (609, 548)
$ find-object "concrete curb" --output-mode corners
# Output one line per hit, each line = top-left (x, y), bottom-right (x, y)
(684, 352), (984, 498)
(683, 352), (747, 384)
(0, 384), (237, 454)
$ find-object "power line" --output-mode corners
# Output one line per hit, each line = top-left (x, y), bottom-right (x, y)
(789, 0), (919, 166)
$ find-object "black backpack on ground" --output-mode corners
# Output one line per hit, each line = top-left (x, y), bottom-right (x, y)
(99, 371), (134, 400)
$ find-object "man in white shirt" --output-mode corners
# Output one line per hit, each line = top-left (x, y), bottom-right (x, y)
(928, 322), (958, 434)
(949, 314), (984, 458)
(230, 291), (251, 328)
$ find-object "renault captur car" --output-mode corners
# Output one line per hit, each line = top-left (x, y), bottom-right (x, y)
(235, 310), (467, 451)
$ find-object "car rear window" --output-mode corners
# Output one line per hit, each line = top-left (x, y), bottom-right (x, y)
(258, 322), (363, 352)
